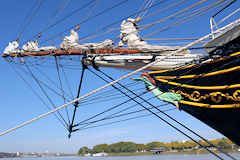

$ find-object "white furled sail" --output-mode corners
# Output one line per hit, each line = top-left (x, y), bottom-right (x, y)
(3, 41), (20, 54)
(22, 41), (56, 52)
(60, 29), (114, 50)
(118, 18), (190, 54)
(60, 29), (80, 49)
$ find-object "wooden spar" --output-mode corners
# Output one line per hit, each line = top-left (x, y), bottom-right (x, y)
(1, 48), (141, 58)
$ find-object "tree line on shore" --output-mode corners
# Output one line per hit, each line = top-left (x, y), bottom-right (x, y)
(78, 138), (237, 154)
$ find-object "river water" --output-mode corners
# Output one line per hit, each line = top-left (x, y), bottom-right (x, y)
(2, 153), (240, 160)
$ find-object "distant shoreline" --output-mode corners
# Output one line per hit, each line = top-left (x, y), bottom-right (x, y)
(80, 150), (240, 157)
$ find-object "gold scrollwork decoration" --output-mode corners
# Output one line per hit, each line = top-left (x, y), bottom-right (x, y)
(233, 90), (240, 101)
(210, 92), (223, 103)
(170, 89), (240, 103)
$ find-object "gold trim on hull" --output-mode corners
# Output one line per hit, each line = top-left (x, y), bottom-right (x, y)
(156, 78), (240, 90)
(148, 51), (240, 108)
(171, 90), (240, 103)
(154, 66), (240, 80)
(179, 100), (240, 108)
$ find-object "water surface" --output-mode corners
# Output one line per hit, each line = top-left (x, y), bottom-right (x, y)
(2, 154), (240, 160)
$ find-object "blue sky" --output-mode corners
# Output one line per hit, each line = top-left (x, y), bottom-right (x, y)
(0, 0), (239, 153)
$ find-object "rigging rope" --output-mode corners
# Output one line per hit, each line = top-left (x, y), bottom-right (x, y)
(78, 105), (172, 127)
(141, 0), (210, 30)
(143, 0), (230, 38)
(42, 0), (170, 44)
(54, 56), (71, 124)
(97, 66), (237, 160)
(23, 65), (73, 101)
(143, 38), (199, 40)
(61, 67), (75, 100)
(25, 63), (69, 128)
(80, 108), (176, 131)
(35, 0), (73, 41)
(6, 61), (69, 131)
(39, 0), (130, 45)
(88, 53), (236, 160)
(80, 52), (239, 160)
(76, 0), (100, 30)
(77, 87), (145, 106)
(141, 0), (185, 21)
(71, 68), (168, 130)
(72, 84), (150, 129)
(77, 100), (168, 127)
(78, 0), (169, 42)
(17, 0), (46, 41)
(217, 7), (240, 26)
(15, 0), (39, 40)
(135, 0), (149, 18)
(88, 67), (225, 160)
(49, 0), (72, 19)
(0, 25), (232, 139)
(29, 0), (97, 42)
(212, 0), (237, 18)
(2, 0), (239, 158)
(138, 0), (154, 18)
(81, 0), (225, 47)
(107, 0), (228, 44)
(6, 47), (238, 160)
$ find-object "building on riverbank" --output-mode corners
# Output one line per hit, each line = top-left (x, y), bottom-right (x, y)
(0, 152), (19, 158)
(92, 152), (108, 157)
(150, 147), (166, 154)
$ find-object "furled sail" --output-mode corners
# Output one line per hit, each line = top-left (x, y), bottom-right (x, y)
(60, 29), (114, 50)
(118, 18), (190, 54)
(2, 25), (202, 71)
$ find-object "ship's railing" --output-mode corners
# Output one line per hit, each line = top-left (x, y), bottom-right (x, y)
(210, 7), (240, 39)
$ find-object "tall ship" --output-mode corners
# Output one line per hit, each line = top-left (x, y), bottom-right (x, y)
(1, 0), (240, 158)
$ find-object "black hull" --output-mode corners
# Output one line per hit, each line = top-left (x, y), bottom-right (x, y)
(181, 105), (240, 145)
(149, 52), (240, 145)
